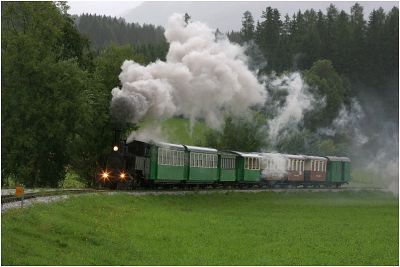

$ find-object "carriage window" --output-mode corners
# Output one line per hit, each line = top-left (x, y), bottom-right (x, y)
(244, 157), (259, 170)
(222, 156), (235, 169)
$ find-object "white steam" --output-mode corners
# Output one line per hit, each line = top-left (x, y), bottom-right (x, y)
(111, 13), (266, 130)
(319, 98), (368, 146)
(366, 149), (399, 195)
(267, 72), (316, 144)
(260, 152), (288, 180)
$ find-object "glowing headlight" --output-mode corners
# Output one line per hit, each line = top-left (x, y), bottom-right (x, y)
(113, 146), (118, 152)
(120, 173), (126, 180)
(100, 170), (110, 182)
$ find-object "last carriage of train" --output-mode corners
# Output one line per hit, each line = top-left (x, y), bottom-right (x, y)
(100, 129), (351, 189)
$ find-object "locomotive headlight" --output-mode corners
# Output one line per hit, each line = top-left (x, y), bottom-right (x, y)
(101, 171), (110, 181)
(113, 146), (118, 152)
(120, 173), (126, 180)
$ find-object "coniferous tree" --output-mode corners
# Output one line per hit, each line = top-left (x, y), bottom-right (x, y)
(240, 11), (255, 42)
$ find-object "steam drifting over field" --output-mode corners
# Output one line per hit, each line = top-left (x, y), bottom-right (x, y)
(111, 13), (266, 130)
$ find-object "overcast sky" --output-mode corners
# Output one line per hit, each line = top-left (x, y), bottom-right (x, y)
(68, 1), (398, 31)
(68, 1), (143, 17)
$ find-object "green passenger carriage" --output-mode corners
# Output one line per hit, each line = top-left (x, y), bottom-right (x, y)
(184, 145), (218, 183)
(218, 152), (237, 182)
(150, 142), (187, 183)
(231, 152), (261, 183)
(325, 156), (351, 186)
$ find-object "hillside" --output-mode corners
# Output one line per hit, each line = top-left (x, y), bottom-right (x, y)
(74, 14), (166, 49)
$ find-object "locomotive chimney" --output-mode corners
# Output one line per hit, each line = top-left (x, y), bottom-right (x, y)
(113, 128), (122, 147)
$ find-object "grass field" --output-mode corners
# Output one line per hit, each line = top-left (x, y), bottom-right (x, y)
(2, 191), (398, 265)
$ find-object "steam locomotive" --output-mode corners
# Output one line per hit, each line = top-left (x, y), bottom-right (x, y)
(99, 129), (351, 189)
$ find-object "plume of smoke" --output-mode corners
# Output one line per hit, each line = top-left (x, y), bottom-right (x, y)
(126, 123), (164, 143)
(366, 149), (399, 195)
(266, 72), (316, 144)
(111, 13), (266, 131)
(318, 96), (398, 195)
(362, 123), (399, 195)
(241, 40), (268, 73)
(260, 152), (288, 179)
(318, 98), (368, 146)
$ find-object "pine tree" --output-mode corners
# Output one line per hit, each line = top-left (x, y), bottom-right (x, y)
(240, 11), (255, 42)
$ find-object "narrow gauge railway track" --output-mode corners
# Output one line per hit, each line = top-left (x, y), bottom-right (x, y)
(1, 189), (105, 204)
(109, 186), (388, 195)
(1, 186), (387, 204)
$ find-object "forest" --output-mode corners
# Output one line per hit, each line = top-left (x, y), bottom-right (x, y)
(1, 1), (398, 187)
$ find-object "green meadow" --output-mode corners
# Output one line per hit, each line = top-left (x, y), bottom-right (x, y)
(2, 191), (398, 265)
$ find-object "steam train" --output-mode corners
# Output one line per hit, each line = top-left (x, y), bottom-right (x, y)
(99, 129), (351, 189)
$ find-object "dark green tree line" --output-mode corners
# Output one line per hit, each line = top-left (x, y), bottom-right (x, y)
(75, 13), (167, 49)
(232, 4), (398, 87)
(2, 1), (91, 186)
(1, 2), (156, 187)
